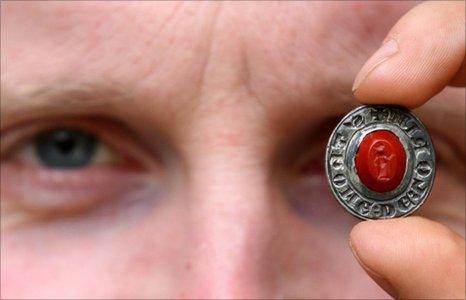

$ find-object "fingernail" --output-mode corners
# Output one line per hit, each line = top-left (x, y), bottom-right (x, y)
(349, 239), (399, 298)
(352, 38), (399, 93)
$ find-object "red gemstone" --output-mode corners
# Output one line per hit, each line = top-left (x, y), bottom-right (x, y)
(355, 130), (406, 193)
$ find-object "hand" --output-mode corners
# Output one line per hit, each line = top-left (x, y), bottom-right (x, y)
(350, 1), (465, 299)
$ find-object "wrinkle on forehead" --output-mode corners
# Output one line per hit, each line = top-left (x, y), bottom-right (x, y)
(1, 2), (414, 117)
(1, 2), (215, 105)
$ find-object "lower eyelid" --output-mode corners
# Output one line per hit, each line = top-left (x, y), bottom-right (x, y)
(0, 162), (156, 214)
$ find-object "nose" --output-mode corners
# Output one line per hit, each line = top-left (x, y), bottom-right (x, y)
(177, 127), (278, 298)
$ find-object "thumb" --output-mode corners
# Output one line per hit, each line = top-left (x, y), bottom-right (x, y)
(349, 217), (465, 299)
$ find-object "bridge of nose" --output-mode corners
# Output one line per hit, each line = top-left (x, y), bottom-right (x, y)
(167, 103), (278, 297)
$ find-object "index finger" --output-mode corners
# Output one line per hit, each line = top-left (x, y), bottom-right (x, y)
(352, 1), (465, 109)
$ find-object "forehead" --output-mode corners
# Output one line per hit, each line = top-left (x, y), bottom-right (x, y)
(1, 2), (412, 119)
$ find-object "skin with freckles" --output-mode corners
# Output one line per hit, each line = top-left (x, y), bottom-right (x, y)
(0, 1), (464, 299)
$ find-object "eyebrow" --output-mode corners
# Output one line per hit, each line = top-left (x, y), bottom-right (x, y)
(0, 81), (132, 127)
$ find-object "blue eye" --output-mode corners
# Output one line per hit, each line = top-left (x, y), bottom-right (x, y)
(34, 128), (98, 169)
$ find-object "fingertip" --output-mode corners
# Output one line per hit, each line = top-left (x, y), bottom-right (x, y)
(349, 219), (375, 250)
(353, 1), (465, 108)
(353, 47), (447, 109)
(353, 65), (436, 109)
(349, 219), (399, 298)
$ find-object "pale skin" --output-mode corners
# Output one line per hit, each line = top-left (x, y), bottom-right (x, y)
(0, 1), (464, 299)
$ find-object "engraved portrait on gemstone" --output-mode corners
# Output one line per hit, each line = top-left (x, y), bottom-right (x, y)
(371, 142), (394, 181)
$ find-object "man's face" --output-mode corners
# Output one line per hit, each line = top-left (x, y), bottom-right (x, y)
(1, 2), (464, 298)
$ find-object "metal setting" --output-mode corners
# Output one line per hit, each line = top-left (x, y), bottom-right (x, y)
(325, 105), (435, 220)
